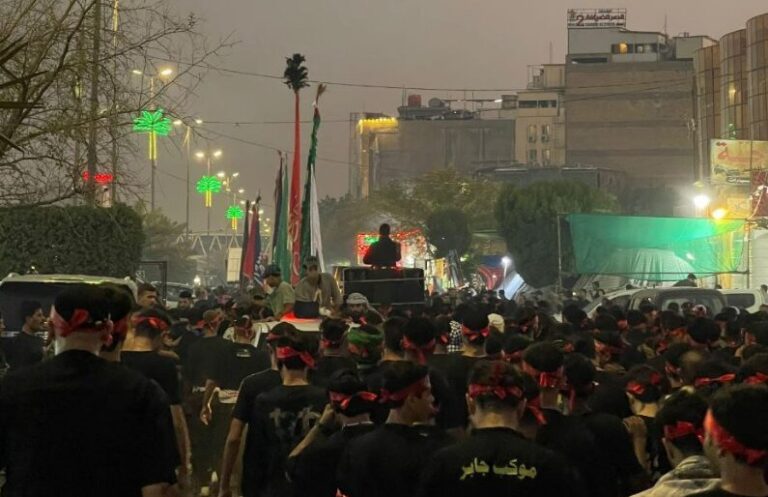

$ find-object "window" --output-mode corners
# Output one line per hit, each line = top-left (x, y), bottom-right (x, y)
(611, 42), (629, 54)
(636, 44), (645, 53)
(541, 124), (551, 142)
(527, 124), (537, 143)
(528, 149), (538, 163)
(519, 100), (537, 109)
(542, 149), (551, 165)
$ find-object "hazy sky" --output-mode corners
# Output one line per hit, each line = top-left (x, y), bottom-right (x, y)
(154, 0), (767, 232)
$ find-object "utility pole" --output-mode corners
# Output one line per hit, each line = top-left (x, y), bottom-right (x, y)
(85, 0), (102, 205)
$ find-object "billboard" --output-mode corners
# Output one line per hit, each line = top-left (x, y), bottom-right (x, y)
(567, 8), (627, 29)
(710, 139), (768, 185)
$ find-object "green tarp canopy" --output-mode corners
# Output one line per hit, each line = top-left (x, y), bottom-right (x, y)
(567, 214), (746, 281)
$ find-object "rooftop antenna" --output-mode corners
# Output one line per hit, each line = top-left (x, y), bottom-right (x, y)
(663, 13), (668, 37)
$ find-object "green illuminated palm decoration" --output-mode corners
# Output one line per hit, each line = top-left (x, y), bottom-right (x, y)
(226, 204), (245, 230)
(133, 108), (172, 160)
(196, 175), (222, 207)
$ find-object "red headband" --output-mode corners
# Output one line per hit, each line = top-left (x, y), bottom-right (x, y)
(705, 410), (767, 466)
(379, 376), (429, 404)
(468, 383), (523, 401)
(527, 396), (548, 426)
(401, 337), (435, 365)
(694, 373), (736, 388)
(665, 362), (680, 377)
(461, 325), (490, 343)
(328, 390), (378, 411)
(437, 333), (450, 346)
(131, 316), (169, 332)
(663, 421), (704, 443)
(52, 308), (111, 337)
(522, 362), (563, 389)
(743, 372), (768, 385)
(276, 346), (316, 369)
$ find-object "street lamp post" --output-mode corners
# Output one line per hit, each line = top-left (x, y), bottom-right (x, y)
(174, 118), (203, 235)
(195, 148), (222, 234)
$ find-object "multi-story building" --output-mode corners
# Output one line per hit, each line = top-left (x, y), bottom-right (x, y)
(692, 12), (768, 181)
(565, 14), (714, 187)
(348, 100), (515, 199)
(514, 65), (566, 167)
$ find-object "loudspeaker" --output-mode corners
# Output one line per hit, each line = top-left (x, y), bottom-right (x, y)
(342, 267), (425, 306)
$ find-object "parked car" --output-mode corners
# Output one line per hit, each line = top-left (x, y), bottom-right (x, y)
(583, 288), (641, 316)
(719, 289), (767, 314)
(627, 287), (726, 316)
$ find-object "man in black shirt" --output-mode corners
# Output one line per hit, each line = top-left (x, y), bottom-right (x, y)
(288, 369), (378, 497)
(241, 328), (326, 497)
(419, 360), (584, 497)
(0, 284), (178, 497)
(185, 309), (231, 495)
(363, 223), (401, 267)
(217, 323), (290, 497)
(695, 385), (768, 497)
(312, 318), (356, 388)
(443, 309), (489, 427)
(339, 361), (450, 497)
(6, 300), (46, 372)
(122, 307), (190, 486)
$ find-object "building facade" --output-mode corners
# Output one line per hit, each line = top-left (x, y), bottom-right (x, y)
(747, 13), (768, 141)
(565, 27), (712, 186)
(348, 106), (515, 199)
(514, 65), (566, 167)
(692, 12), (768, 181)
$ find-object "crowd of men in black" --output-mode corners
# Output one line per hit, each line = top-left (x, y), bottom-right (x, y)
(1, 280), (768, 497)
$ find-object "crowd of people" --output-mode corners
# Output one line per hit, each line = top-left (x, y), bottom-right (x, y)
(1, 263), (768, 497)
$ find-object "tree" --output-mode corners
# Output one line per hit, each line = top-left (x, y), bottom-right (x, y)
(0, 0), (226, 207)
(425, 208), (471, 258)
(141, 208), (196, 284)
(318, 194), (377, 264)
(495, 181), (618, 288)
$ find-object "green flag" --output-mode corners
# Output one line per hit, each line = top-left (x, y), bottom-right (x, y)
(300, 85), (326, 273)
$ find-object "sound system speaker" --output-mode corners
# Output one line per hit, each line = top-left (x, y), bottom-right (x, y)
(342, 267), (425, 306)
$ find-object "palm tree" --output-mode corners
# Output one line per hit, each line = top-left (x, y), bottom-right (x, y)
(283, 53), (309, 284)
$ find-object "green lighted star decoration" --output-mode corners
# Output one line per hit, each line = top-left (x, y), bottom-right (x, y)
(226, 204), (245, 230)
(132, 108), (172, 160)
(196, 175), (222, 207)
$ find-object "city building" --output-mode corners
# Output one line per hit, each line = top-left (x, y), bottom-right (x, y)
(348, 102), (515, 199)
(565, 8), (714, 187)
(514, 65), (566, 167)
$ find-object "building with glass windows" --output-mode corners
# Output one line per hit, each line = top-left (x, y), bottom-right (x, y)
(747, 13), (768, 141)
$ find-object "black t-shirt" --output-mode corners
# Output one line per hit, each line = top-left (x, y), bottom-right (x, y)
(589, 370), (632, 419)
(363, 236), (401, 266)
(366, 360), (463, 430)
(339, 423), (452, 497)
(537, 410), (644, 497)
(444, 355), (485, 425)
(640, 414), (672, 479)
(311, 355), (358, 388)
(213, 342), (270, 391)
(582, 412), (649, 494)
(0, 350), (177, 497)
(121, 351), (182, 405)
(287, 423), (376, 497)
(232, 369), (282, 422)
(419, 427), (584, 497)
(426, 353), (454, 377)
(242, 384), (327, 497)
(7, 332), (44, 372)
(175, 331), (201, 367)
(184, 335), (231, 387)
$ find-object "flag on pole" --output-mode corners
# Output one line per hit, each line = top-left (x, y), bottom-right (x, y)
(240, 197), (262, 286)
(300, 84), (327, 273)
(288, 94), (303, 285)
(239, 200), (252, 287)
(273, 153), (291, 278)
